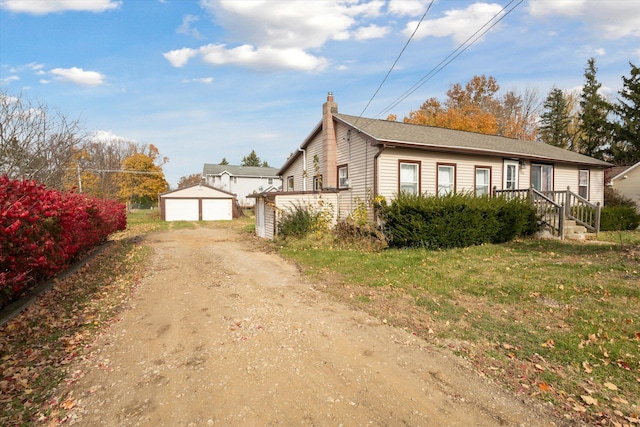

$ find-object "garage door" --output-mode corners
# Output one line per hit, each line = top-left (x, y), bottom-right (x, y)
(202, 199), (232, 220)
(165, 199), (199, 221)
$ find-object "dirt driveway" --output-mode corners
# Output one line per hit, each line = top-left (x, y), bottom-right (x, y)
(66, 225), (558, 426)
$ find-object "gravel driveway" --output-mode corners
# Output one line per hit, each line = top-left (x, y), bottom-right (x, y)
(66, 225), (557, 426)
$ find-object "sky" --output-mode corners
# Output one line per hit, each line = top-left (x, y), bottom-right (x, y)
(1, 0), (640, 188)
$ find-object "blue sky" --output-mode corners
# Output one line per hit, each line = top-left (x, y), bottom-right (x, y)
(1, 0), (639, 188)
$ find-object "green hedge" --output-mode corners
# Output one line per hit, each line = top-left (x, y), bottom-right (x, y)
(379, 193), (539, 249)
(600, 206), (640, 231)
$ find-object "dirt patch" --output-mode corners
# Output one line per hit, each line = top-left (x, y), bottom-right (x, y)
(62, 225), (561, 426)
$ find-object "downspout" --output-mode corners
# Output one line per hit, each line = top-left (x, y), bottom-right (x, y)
(373, 143), (386, 221)
(298, 148), (307, 191)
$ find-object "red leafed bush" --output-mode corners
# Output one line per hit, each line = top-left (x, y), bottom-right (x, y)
(0, 176), (127, 307)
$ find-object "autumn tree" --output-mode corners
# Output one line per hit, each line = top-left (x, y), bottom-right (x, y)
(64, 137), (138, 198)
(178, 173), (203, 188)
(610, 62), (640, 165)
(539, 87), (573, 148)
(403, 75), (538, 140)
(577, 58), (612, 160)
(241, 150), (262, 167)
(118, 144), (169, 208)
(0, 90), (84, 189)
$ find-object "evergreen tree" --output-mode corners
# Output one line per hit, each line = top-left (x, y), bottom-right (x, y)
(539, 87), (572, 148)
(611, 62), (640, 165)
(241, 150), (261, 167)
(577, 58), (612, 160)
(219, 157), (229, 165)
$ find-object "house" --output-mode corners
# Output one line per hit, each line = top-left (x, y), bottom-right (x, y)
(202, 164), (281, 207)
(160, 184), (237, 221)
(607, 161), (640, 212)
(253, 93), (611, 239)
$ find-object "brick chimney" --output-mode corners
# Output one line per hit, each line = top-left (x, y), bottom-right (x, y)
(322, 92), (338, 189)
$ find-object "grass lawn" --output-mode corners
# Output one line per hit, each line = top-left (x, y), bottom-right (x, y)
(277, 230), (640, 425)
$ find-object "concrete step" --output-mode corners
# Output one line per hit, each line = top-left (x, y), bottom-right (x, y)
(565, 232), (598, 241)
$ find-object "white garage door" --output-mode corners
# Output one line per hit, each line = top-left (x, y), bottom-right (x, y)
(202, 199), (232, 221)
(165, 199), (199, 221)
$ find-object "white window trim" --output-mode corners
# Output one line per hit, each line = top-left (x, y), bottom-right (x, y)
(475, 167), (491, 196)
(437, 164), (455, 196)
(399, 161), (420, 195)
(338, 165), (349, 189)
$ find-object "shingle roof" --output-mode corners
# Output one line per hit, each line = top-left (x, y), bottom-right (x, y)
(203, 164), (280, 177)
(335, 113), (612, 167)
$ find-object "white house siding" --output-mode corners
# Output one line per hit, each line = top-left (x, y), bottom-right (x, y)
(377, 148), (505, 199)
(611, 163), (640, 210)
(304, 133), (324, 191)
(553, 164), (604, 205)
(335, 123), (377, 221)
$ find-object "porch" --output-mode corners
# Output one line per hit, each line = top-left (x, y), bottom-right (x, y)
(493, 187), (601, 240)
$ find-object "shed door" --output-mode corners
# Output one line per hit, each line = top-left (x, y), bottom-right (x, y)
(165, 199), (199, 221)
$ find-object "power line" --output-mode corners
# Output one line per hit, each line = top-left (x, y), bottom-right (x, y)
(358, 0), (524, 130)
(354, 0), (435, 127)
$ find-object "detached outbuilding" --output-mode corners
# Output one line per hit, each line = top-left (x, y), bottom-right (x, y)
(160, 184), (237, 221)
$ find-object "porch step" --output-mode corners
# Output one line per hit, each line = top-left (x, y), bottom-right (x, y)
(563, 219), (597, 241)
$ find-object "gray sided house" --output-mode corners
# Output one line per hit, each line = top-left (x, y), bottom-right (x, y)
(253, 93), (611, 239)
(203, 164), (281, 207)
(607, 161), (640, 212)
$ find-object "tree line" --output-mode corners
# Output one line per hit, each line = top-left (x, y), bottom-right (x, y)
(399, 58), (639, 166)
(1, 90), (169, 207)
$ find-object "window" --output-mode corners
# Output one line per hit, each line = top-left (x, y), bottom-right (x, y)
(579, 169), (589, 199)
(338, 165), (349, 189)
(399, 161), (420, 195)
(313, 175), (323, 191)
(268, 178), (273, 185)
(504, 160), (518, 190)
(287, 176), (294, 191)
(531, 164), (553, 192)
(475, 167), (491, 196)
(437, 164), (455, 196)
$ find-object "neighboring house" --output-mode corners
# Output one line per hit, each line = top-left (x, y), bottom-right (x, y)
(607, 161), (640, 212)
(160, 184), (237, 221)
(253, 93), (611, 239)
(202, 164), (281, 207)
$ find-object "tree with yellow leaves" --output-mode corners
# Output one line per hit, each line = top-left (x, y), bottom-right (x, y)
(118, 144), (169, 208)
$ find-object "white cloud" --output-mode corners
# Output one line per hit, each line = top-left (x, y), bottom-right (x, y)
(91, 130), (133, 142)
(407, 2), (505, 44)
(0, 0), (121, 15)
(163, 48), (198, 67)
(182, 77), (214, 84)
(353, 24), (390, 40)
(50, 67), (105, 86)
(594, 48), (606, 56)
(388, 0), (431, 17)
(176, 0), (383, 71)
(529, 0), (640, 39)
(198, 44), (328, 71)
(177, 14), (202, 38)
(0, 75), (20, 84)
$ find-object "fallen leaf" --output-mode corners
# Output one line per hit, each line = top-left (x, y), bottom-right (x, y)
(582, 361), (593, 373)
(538, 382), (551, 392)
(581, 395), (598, 406)
(604, 382), (618, 391)
(534, 363), (545, 371)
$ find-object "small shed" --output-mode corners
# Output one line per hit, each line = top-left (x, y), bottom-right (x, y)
(160, 184), (236, 221)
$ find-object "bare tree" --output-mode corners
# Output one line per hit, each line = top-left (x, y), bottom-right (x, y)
(1, 90), (85, 189)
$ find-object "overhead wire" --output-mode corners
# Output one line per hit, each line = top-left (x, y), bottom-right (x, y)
(357, 0), (524, 131)
(353, 0), (435, 127)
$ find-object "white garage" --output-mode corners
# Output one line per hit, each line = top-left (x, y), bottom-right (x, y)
(160, 184), (236, 221)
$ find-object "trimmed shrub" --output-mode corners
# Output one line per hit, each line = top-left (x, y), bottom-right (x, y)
(601, 187), (640, 231)
(379, 192), (539, 249)
(1, 176), (127, 307)
(600, 206), (640, 231)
